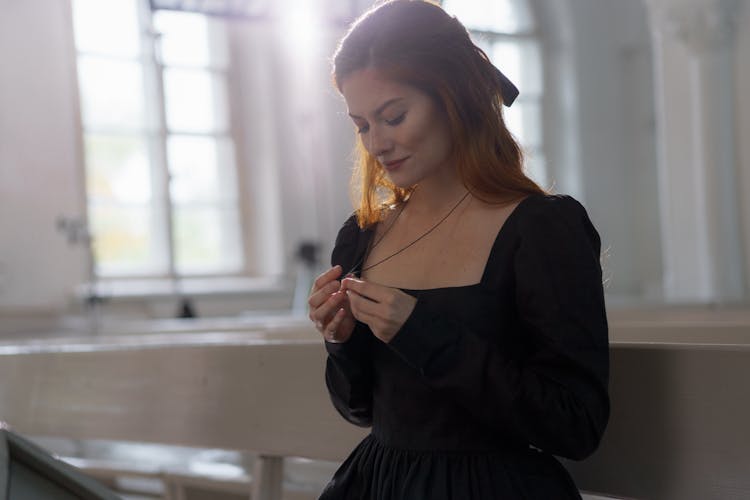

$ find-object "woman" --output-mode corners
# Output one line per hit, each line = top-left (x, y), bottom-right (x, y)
(307, 1), (609, 498)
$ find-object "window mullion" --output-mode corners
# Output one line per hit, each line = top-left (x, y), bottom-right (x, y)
(141, 0), (177, 282)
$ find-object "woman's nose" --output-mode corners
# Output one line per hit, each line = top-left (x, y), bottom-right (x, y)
(366, 126), (393, 157)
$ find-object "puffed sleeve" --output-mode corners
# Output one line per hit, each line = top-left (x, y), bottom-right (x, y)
(324, 214), (375, 427)
(387, 195), (610, 459)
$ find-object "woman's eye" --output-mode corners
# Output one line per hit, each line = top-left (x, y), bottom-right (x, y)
(356, 124), (369, 134)
(386, 113), (406, 126)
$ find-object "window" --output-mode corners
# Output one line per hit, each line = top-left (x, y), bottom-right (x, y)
(442, 0), (546, 187)
(72, 0), (243, 278)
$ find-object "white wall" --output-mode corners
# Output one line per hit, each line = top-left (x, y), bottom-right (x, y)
(552, 0), (663, 301)
(0, 0), (88, 314)
(542, 0), (750, 305)
(644, 0), (748, 303)
(736, 1), (750, 299)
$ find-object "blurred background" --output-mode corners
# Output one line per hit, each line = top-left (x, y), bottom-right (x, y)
(0, 0), (749, 499)
(1, 0), (749, 328)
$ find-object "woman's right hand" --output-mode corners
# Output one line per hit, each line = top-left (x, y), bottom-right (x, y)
(308, 265), (356, 343)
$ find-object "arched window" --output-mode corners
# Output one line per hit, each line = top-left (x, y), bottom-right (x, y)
(442, 0), (546, 187)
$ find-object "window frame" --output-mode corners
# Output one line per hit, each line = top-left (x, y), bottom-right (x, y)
(72, 0), (248, 281)
(442, 0), (547, 188)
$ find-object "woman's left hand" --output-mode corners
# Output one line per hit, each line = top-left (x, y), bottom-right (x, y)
(341, 277), (417, 343)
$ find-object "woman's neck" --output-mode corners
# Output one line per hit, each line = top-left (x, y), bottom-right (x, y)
(406, 173), (468, 217)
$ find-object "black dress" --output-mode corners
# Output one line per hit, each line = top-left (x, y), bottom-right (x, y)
(319, 194), (609, 499)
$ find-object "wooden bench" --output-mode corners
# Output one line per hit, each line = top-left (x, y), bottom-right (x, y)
(2, 313), (749, 499)
(0, 328), (367, 499)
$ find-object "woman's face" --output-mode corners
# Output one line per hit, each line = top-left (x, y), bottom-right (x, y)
(341, 69), (453, 188)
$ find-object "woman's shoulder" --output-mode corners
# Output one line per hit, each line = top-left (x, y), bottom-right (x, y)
(518, 192), (584, 211)
(514, 193), (593, 225)
(335, 212), (360, 240)
(332, 212), (365, 258)
(506, 192), (600, 247)
(331, 212), (375, 270)
(512, 192), (601, 249)
(335, 203), (401, 243)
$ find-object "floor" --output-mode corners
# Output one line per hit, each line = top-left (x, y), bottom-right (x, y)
(31, 436), (339, 499)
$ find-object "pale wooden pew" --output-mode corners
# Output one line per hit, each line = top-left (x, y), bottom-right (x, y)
(570, 308), (750, 500)
(2, 311), (750, 499)
(0, 326), (368, 499)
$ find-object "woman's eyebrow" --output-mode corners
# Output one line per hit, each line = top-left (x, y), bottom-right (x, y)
(348, 97), (404, 119)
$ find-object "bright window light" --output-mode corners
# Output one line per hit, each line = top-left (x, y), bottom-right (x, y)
(443, 0), (546, 187)
(77, 57), (146, 130)
(72, 0), (140, 57)
(163, 69), (227, 133)
(442, 0), (534, 34)
(280, 2), (321, 60)
(73, 0), (244, 277)
(84, 134), (152, 204)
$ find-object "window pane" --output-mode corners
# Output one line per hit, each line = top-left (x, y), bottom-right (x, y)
(490, 40), (542, 97)
(78, 56), (147, 129)
(85, 134), (152, 204)
(504, 100), (542, 148)
(72, 0), (140, 57)
(442, 0), (534, 34)
(167, 136), (236, 204)
(522, 149), (546, 185)
(89, 203), (167, 275)
(154, 10), (228, 68)
(173, 206), (243, 274)
(163, 69), (227, 133)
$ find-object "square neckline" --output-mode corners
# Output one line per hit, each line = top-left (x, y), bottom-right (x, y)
(369, 193), (539, 293)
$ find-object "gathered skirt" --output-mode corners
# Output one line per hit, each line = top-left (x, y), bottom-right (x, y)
(319, 434), (581, 500)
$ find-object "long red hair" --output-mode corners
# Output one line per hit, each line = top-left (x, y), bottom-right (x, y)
(333, 0), (548, 227)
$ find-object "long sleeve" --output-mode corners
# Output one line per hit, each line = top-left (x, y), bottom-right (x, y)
(325, 323), (374, 427)
(324, 214), (375, 427)
(386, 195), (610, 459)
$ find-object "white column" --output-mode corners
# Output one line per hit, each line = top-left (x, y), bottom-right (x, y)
(645, 0), (745, 303)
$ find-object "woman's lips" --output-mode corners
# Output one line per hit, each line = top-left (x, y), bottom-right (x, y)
(383, 156), (409, 171)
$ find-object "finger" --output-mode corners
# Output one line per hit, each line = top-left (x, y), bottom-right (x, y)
(347, 296), (378, 327)
(312, 291), (347, 327)
(311, 291), (343, 328)
(312, 265), (342, 293)
(308, 279), (341, 310)
(324, 308), (349, 343)
(312, 265), (342, 292)
(341, 278), (386, 303)
(324, 308), (346, 338)
(346, 289), (379, 319)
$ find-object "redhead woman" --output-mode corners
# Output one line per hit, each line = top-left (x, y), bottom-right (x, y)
(307, 1), (609, 498)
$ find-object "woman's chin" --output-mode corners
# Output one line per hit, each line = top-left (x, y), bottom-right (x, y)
(384, 172), (416, 190)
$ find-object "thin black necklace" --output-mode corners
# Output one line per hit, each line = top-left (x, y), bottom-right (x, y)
(344, 200), (407, 278)
(368, 201), (407, 253)
(351, 190), (471, 276)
